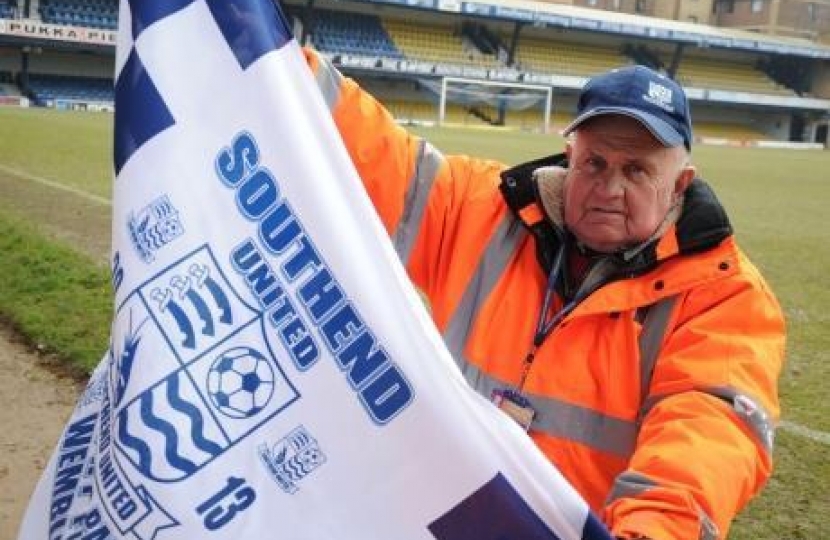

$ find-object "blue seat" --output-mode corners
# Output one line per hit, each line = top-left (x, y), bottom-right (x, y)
(27, 73), (114, 104)
(309, 9), (403, 59)
(38, 0), (117, 27)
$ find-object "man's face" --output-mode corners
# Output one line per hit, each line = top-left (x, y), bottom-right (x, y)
(563, 115), (694, 253)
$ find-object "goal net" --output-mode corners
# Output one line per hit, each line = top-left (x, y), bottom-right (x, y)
(419, 77), (553, 133)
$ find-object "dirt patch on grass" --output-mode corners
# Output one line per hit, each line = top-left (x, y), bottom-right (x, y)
(0, 323), (85, 540)
(0, 170), (102, 539)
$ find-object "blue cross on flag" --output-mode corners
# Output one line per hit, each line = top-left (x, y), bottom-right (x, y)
(18, 1), (613, 539)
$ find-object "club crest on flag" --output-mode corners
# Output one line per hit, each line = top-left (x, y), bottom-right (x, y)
(35, 244), (301, 539)
(114, 245), (300, 483)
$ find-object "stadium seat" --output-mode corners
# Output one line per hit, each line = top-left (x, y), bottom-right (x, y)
(26, 73), (113, 105)
(305, 9), (403, 59)
(39, 0), (117, 29)
(0, 0), (17, 19)
(383, 19), (503, 69)
(672, 55), (794, 96)
(514, 37), (630, 77)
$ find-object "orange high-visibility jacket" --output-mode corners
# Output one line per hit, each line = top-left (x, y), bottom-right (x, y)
(305, 49), (785, 540)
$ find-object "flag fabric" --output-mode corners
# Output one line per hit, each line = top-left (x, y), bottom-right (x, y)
(19, 1), (614, 539)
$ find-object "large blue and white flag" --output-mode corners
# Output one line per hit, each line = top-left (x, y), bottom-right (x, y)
(19, 1), (613, 539)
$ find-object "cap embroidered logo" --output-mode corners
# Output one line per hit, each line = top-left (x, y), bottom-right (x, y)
(644, 81), (674, 112)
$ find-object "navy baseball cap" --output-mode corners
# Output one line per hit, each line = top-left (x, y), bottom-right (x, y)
(563, 65), (693, 150)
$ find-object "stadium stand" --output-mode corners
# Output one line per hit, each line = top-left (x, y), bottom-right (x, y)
(309, 10), (402, 59)
(693, 121), (769, 142)
(2, 0), (828, 144)
(0, 0), (17, 19)
(378, 94), (772, 140)
(39, 0), (117, 30)
(383, 19), (503, 69)
(461, 22), (508, 62)
(26, 73), (113, 104)
(671, 54), (794, 96)
(513, 37), (631, 78)
(0, 70), (16, 97)
(376, 90), (568, 132)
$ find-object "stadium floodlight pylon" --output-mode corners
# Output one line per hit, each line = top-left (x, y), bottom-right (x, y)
(435, 76), (553, 133)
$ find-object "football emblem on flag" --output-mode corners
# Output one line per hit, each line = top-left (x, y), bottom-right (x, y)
(207, 346), (275, 419)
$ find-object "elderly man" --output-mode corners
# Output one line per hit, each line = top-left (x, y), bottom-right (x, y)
(305, 51), (785, 540)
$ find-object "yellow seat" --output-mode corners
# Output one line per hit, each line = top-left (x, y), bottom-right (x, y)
(674, 56), (793, 96)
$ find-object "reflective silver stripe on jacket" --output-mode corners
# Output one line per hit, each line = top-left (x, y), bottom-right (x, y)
(442, 215), (524, 360)
(707, 386), (776, 453)
(637, 295), (679, 419)
(606, 471), (720, 540)
(641, 386), (775, 454)
(444, 216), (675, 458)
(605, 471), (655, 505)
(310, 56), (442, 266)
(700, 513), (720, 540)
(441, 217), (639, 456)
(463, 360), (639, 457)
(313, 53), (343, 110)
(393, 140), (443, 264)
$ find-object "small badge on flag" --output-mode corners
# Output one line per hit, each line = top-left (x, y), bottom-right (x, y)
(258, 426), (327, 494)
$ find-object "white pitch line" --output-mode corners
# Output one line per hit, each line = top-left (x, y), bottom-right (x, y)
(0, 163), (111, 206)
(779, 420), (830, 445)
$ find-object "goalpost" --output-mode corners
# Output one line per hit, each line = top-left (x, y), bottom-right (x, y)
(436, 77), (554, 134)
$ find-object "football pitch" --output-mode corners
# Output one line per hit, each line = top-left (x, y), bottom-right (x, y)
(0, 107), (828, 538)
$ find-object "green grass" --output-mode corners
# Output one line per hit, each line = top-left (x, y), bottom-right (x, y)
(0, 212), (111, 372)
(0, 107), (113, 198)
(1, 109), (828, 538)
(730, 429), (830, 540)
